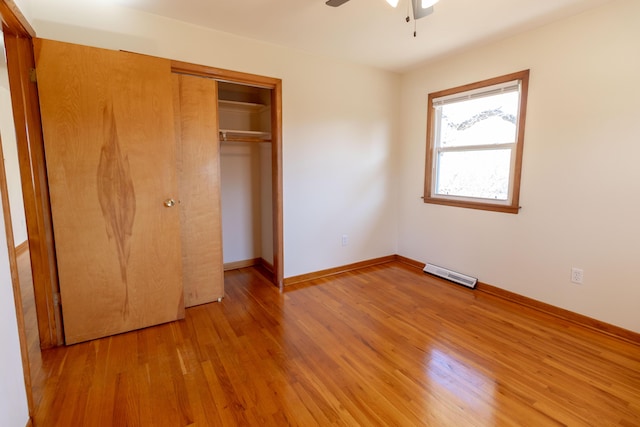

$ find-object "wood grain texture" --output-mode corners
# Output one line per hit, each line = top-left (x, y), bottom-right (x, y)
(223, 258), (274, 286)
(97, 104), (137, 317)
(172, 73), (224, 307)
(476, 281), (640, 345)
(0, 0), (35, 37)
(1, 1), (43, 421)
(223, 257), (261, 271)
(283, 255), (396, 286)
(17, 249), (41, 414)
(270, 81), (284, 290)
(395, 254), (640, 345)
(15, 239), (28, 255)
(34, 39), (184, 344)
(5, 34), (62, 349)
(395, 253), (426, 269)
(172, 61), (284, 290)
(30, 262), (640, 426)
(172, 61), (279, 88)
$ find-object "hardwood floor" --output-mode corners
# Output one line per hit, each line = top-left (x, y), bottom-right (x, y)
(20, 253), (640, 426)
(18, 248), (45, 409)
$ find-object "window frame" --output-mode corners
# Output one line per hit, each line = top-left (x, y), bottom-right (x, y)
(423, 70), (530, 214)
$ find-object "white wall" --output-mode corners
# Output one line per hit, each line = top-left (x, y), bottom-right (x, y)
(220, 142), (265, 264)
(219, 142), (274, 266)
(12, 0), (32, 26)
(28, 0), (400, 278)
(0, 74), (28, 245)
(398, 0), (640, 333)
(0, 198), (29, 426)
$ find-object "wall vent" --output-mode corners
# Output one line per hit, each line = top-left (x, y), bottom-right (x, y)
(423, 263), (477, 289)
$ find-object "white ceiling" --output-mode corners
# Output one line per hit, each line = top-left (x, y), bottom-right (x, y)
(113, 0), (612, 72)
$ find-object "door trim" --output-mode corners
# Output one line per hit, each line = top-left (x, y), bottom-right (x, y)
(7, 35), (63, 351)
(171, 60), (284, 291)
(2, 0), (63, 351)
(1, 0), (47, 420)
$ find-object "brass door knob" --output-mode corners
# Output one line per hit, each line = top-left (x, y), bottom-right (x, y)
(164, 199), (176, 208)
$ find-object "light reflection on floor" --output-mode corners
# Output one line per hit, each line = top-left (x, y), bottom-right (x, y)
(427, 347), (496, 425)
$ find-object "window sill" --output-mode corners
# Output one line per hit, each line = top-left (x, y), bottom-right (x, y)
(422, 196), (520, 214)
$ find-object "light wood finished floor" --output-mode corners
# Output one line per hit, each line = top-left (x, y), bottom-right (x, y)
(19, 252), (640, 426)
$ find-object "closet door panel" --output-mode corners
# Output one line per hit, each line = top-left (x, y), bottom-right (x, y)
(172, 73), (224, 306)
(34, 39), (184, 344)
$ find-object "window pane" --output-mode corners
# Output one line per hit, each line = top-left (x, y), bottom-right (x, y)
(439, 91), (519, 148)
(436, 149), (511, 200)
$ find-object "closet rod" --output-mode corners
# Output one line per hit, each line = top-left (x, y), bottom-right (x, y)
(219, 130), (271, 143)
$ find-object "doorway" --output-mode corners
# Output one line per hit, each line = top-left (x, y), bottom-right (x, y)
(172, 60), (284, 290)
(0, 2), (44, 418)
(219, 81), (276, 278)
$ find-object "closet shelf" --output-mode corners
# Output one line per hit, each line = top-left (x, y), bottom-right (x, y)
(218, 99), (268, 112)
(219, 129), (271, 143)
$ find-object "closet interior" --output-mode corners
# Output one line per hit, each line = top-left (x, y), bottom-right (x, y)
(218, 82), (274, 274)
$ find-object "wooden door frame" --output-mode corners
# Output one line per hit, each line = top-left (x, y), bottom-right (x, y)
(2, 7), (62, 352)
(171, 61), (284, 290)
(1, 0), (59, 420)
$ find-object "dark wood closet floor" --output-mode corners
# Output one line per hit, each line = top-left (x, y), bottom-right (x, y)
(19, 252), (640, 426)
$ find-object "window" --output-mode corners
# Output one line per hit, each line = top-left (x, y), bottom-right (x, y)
(423, 70), (529, 214)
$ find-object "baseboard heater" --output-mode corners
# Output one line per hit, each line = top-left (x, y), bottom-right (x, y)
(423, 263), (478, 289)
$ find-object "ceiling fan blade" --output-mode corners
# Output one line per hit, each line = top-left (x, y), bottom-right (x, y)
(326, 0), (351, 7)
(412, 0), (434, 20)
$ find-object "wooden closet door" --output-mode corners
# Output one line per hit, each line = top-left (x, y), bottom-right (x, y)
(172, 74), (224, 306)
(34, 39), (184, 344)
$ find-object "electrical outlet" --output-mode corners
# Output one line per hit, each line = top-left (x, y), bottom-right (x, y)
(341, 234), (348, 247)
(571, 267), (584, 284)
